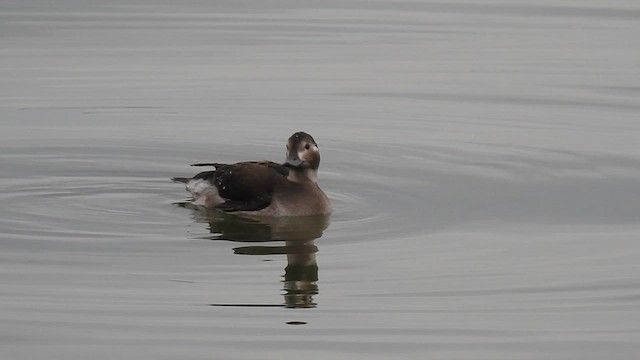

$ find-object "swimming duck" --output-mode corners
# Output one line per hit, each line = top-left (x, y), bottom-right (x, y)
(172, 132), (331, 216)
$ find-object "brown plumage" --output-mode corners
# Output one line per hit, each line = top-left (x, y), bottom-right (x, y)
(172, 132), (331, 216)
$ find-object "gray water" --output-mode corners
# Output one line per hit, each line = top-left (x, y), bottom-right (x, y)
(2, 1), (640, 359)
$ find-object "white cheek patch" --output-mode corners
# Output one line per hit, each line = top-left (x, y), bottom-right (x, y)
(299, 145), (318, 158)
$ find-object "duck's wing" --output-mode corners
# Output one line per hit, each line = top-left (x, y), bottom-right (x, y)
(191, 161), (290, 176)
(210, 161), (289, 212)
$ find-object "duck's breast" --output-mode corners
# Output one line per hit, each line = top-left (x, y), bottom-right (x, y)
(266, 183), (331, 216)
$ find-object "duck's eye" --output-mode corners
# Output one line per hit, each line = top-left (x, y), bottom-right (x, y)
(304, 143), (311, 150)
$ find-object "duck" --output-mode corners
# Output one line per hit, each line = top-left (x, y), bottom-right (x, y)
(172, 132), (331, 216)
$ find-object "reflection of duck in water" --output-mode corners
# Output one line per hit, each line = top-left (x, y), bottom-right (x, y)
(180, 207), (330, 308)
(172, 132), (331, 216)
(225, 215), (328, 309)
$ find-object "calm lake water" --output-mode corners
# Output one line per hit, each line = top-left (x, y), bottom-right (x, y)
(2, 1), (640, 359)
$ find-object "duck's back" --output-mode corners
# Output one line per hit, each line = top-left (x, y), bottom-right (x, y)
(204, 161), (288, 212)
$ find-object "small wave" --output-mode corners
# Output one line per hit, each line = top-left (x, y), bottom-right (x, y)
(0, 175), (182, 242)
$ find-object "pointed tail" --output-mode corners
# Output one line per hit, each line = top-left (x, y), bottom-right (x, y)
(171, 177), (190, 183)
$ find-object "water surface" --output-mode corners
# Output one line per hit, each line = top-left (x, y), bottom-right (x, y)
(2, 1), (640, 359)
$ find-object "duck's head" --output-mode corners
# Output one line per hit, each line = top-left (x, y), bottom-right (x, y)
(285, 132), (320, 171)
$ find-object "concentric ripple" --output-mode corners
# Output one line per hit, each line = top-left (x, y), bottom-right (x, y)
(0, 148), (186, 244)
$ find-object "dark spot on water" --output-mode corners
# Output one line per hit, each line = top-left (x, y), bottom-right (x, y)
(210, 303), (285, 308)
(286, 321), (307, 325)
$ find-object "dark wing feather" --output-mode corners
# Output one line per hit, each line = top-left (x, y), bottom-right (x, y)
(190, 161), (289, 176)
(259, 161), (290, 177)
(211, 162), (289, 212)
(191, 170), (217, 182)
